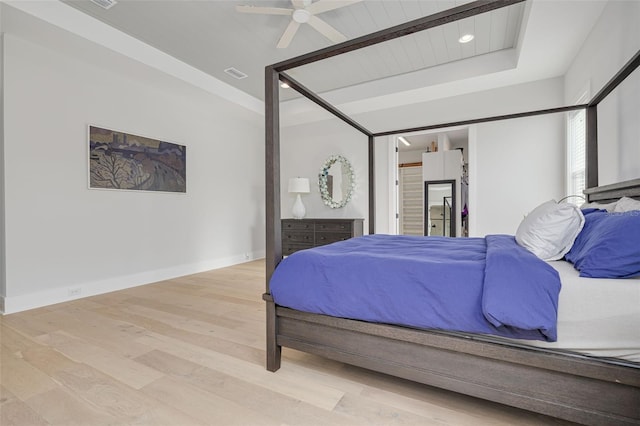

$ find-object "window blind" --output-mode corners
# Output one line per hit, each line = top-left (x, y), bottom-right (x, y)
(567, 108), (586, 202)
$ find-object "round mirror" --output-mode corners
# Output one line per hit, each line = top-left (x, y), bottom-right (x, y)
(318, 155), (355, 209)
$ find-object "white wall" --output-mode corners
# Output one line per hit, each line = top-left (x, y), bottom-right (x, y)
(2, 16), (264, 313)
(598, 71), (640, 183)
(564, 0), (640, 185)
(280, 112), (369, 231)
(399, 150), (423, 164)
(374, 137), (393, 234)
(469, 113), (565, 236)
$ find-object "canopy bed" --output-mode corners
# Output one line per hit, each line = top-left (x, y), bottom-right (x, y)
(264, 1), (640, 425)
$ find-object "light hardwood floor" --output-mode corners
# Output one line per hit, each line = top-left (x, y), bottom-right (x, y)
(1, 260), (575, 425)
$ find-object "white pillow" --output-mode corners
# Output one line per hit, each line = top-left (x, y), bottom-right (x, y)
(515, 200), (585, 261)
(612, 196), (640, 213)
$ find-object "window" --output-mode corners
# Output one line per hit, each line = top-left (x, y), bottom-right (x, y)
(567, 109), (586, 201)
(566, 91), (588, 203)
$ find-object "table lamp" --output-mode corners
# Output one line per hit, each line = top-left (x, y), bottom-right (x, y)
(288, 177), (310, 219)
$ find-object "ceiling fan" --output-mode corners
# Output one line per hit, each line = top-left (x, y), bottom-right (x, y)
(236, 0), (362, 48)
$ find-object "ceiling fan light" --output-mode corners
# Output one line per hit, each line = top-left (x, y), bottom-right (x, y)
(280, 82), (290, 88)
(458, 34), (474, 44)
(292, 9), (311, 24)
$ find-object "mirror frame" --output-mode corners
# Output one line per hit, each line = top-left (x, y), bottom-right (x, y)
(318, 154), (355, 209)
(424, 180), (456, 237)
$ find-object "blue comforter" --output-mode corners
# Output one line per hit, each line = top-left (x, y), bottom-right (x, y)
(270, 234), (560, 341)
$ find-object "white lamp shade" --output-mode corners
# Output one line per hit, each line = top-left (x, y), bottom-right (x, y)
(288, 177), (310, 193)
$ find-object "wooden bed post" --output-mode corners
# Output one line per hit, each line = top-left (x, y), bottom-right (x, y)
(368, 135), (375, 234)
(586, 105), (598, 189)
(265, 65), (282, 372)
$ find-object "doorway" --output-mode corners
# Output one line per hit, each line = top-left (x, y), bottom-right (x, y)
(395, 128), (469, 237)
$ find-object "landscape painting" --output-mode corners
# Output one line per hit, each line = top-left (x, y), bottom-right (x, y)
(89, 126), (186, 193)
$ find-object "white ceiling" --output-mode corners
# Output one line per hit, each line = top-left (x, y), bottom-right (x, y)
(57, 0), (607, 110)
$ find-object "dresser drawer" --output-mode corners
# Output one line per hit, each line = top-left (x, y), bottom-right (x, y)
(283, 243), (312, 256)
(281, 218), (363, 255)
(315, 232), (352, 246)
(315, 221), (353, 232)
(282, 231), (313, 244)
(282, 220), (313, 231)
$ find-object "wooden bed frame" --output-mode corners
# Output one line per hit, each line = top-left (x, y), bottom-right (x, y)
(264, 2), (640, 425)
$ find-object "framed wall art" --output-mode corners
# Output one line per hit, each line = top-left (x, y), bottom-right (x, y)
(89, 125), (186, 193)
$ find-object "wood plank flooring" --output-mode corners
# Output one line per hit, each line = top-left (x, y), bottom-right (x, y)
(1, 260), (575, 425)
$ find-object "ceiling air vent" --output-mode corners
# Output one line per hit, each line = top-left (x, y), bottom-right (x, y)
(224, 67), (248, 80)
(90, 0), (117, 10)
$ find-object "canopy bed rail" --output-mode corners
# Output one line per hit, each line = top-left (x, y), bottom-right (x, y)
(264, 1), (640, 424)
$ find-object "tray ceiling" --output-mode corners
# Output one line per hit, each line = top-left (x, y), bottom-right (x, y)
(59, 0), (607, 107)
(62, 0), (524, 100)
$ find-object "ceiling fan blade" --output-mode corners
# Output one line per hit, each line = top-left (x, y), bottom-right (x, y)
(307, 0), (363, 15)
(291, 0), (310, 9)
(277, 20), (300, 48)
(235, 5), (293, 16)
(308, 15), (347, 43)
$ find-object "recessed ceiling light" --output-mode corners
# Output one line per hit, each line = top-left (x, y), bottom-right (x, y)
(280, 82), (290, 89)
(398, 136), (411, 146)
(458, 34), (474, 44)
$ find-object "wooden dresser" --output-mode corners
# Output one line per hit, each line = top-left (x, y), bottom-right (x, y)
(281, 218), (364, 256)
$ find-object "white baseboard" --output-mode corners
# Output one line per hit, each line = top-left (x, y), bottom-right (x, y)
(0, 251), (265, 315)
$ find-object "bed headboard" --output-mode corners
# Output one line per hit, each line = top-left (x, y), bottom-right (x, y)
(583, 178), (640, 203)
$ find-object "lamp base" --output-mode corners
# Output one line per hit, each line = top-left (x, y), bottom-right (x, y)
(291, 193), (306, 219)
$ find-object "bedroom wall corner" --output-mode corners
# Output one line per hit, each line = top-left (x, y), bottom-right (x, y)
(1, 8), (265, 314)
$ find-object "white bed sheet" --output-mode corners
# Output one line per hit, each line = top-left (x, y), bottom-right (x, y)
(519, 260), (640, 362)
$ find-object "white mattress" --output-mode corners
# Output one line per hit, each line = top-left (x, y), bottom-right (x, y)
(516, 260), (640, 363)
